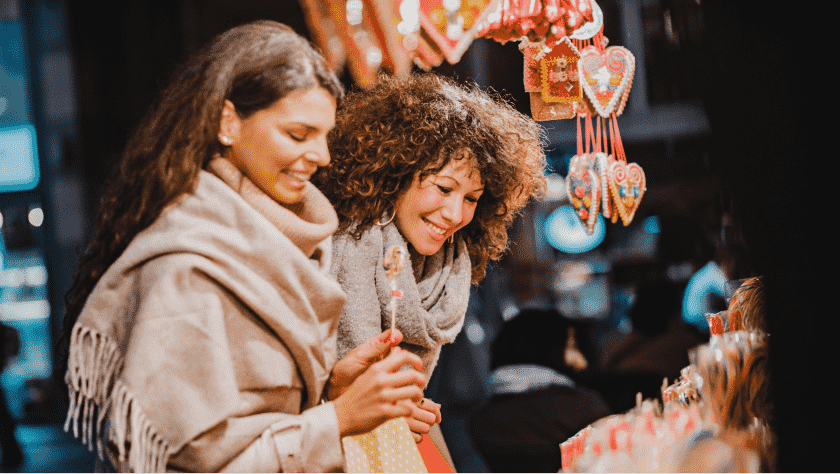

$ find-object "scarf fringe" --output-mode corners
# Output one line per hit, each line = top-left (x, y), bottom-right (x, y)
(64, 323), (173, 472)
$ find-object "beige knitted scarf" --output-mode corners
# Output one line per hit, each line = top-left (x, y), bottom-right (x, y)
(64, 157), (341, 472)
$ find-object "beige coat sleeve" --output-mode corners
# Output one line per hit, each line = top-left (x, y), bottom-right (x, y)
(169, 402), (344, 472)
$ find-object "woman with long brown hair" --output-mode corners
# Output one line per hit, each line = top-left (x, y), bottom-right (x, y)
(60, 20), (425, 472)
(314, 73), (548, 444)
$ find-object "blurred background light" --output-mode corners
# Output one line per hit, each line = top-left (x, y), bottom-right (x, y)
(682, 260), (727, 330)
(28, 207), (44, 227)
(544, 205), (606, 254)
(466, 322), (485, 345)
(643, 215), (660, 234)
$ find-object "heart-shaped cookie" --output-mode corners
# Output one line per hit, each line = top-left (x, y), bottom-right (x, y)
(566, 154), (600, 234)
(593, 152), (613, 219)
(578, 45), (635, 118)
(608, 160), (646, 226)
(419, 0), (500, 64)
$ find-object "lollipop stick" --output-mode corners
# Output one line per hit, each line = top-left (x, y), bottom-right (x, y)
(383, 246), (406, 344)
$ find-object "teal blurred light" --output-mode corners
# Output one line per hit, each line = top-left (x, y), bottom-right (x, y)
(544, 205), (605, 254)
(643, 215), (660, 234)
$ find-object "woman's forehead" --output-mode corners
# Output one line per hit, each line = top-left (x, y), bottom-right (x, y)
(427, 157), (483, 184)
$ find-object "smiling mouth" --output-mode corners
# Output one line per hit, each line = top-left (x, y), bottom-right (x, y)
(423, 218), (448, 236)
(284, 170), (311, 182)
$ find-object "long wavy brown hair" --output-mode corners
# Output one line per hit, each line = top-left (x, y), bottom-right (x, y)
(313, 74), (547, 284)
(58, 20), (343, 375)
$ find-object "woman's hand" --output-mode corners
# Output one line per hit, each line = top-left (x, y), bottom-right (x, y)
(326, 329), (403, 401)
(332, 346), (426, 437)
(405, 398), (442, 443)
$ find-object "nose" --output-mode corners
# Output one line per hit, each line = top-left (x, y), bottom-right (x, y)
(303, 137), (331, 167)
(440, 195), (464, 225)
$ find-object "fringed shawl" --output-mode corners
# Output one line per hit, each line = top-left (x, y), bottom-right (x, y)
(65, 158), (345, 472)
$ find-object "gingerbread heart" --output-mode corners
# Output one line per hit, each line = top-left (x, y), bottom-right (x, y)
(566, 154), (600, 234)
(608, 161), (646, 226)
(418, 0), (499, 64)
(593, 152), (613, 219)
(578, 45), (635, 118)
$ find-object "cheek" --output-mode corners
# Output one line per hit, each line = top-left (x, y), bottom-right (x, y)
(460, 207), (477, 228)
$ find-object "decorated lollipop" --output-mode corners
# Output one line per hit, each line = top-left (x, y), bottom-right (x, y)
(383, 245), (407, 343)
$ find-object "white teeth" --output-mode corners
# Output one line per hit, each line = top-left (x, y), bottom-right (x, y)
(424, 219), (446, 235)
(286, 171), (309, 182)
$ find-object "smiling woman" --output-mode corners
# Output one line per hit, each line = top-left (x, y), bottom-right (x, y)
(313, 73), (548, 448)
(218, 87), (336, 206)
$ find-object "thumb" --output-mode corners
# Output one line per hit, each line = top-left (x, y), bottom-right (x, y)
(352, 329), (403, 363)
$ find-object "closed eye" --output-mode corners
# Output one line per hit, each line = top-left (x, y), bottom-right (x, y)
(436, 185), (452, 194)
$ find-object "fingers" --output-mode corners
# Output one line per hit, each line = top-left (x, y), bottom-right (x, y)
(349, 329), (404, 365)
(380, 385), (424, 405)
(377, 347), (425, 376)
(419, 398), (442, 424)
(406, 402), (437, 444)
(411, 405), (438, 427)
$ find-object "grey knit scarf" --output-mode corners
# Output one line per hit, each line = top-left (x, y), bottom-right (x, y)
(332, 221), (471, 380)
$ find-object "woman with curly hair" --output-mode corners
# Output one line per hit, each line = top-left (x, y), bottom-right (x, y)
(60, 21), (426, 472)
(313, 73), (547, 443)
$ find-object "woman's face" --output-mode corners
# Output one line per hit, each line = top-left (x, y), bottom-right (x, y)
(220, 87), (336, 205)
(394, 157), (484, 255)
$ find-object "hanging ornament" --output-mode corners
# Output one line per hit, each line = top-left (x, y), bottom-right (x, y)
(566, 154), (601, 234)
(540, 36), (582, 104)
(416, 0), (500, 64)
(608, 160), (646, 226)
(578, 45), (635, 118)
(523, 39), (577, 121)
(298, 0), (348, 72)
(593, 151), (613, 220)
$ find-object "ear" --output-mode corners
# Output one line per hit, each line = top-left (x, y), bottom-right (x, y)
(218, 100), (242, 146)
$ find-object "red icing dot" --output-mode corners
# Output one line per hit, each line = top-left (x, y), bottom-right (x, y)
(575, 187), (585, 198)
(579, 208), (588, 220)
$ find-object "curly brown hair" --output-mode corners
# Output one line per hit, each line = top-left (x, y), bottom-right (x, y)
(313, 74), (547, 283)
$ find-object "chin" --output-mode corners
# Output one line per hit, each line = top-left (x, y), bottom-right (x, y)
(413, 241), (444, 256)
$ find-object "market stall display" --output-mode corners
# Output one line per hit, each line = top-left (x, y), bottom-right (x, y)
(561, 278), (774, 472)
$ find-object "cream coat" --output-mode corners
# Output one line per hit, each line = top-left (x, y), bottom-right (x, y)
(65, 160), (347, 472)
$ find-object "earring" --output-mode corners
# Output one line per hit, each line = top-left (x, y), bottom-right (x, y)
(448, 234), (454, 245)
(375, 208), (396, 226)
(219, 135), (233, 146)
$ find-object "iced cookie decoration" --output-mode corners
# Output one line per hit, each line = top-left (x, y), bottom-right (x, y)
(566, 154), (601, 234)
(578, 45), (635, 118)
(607, 160), (645, 226)
(592, 152), (613, 220)
(540, 36), (582, 104)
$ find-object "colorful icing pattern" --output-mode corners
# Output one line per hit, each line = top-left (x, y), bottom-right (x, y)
(578, 45), (635, 118)
(566, 154), (601, 234)
(608, 161), (645, 226)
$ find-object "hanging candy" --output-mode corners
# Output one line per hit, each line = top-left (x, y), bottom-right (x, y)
(578, 45), (635, 118)
(539, 37), (582, 104)
(416, 0), (500, 64)
(566, 155), (600, 234)
(607, 160), (645, 226)
(383, 245), (407, 342)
